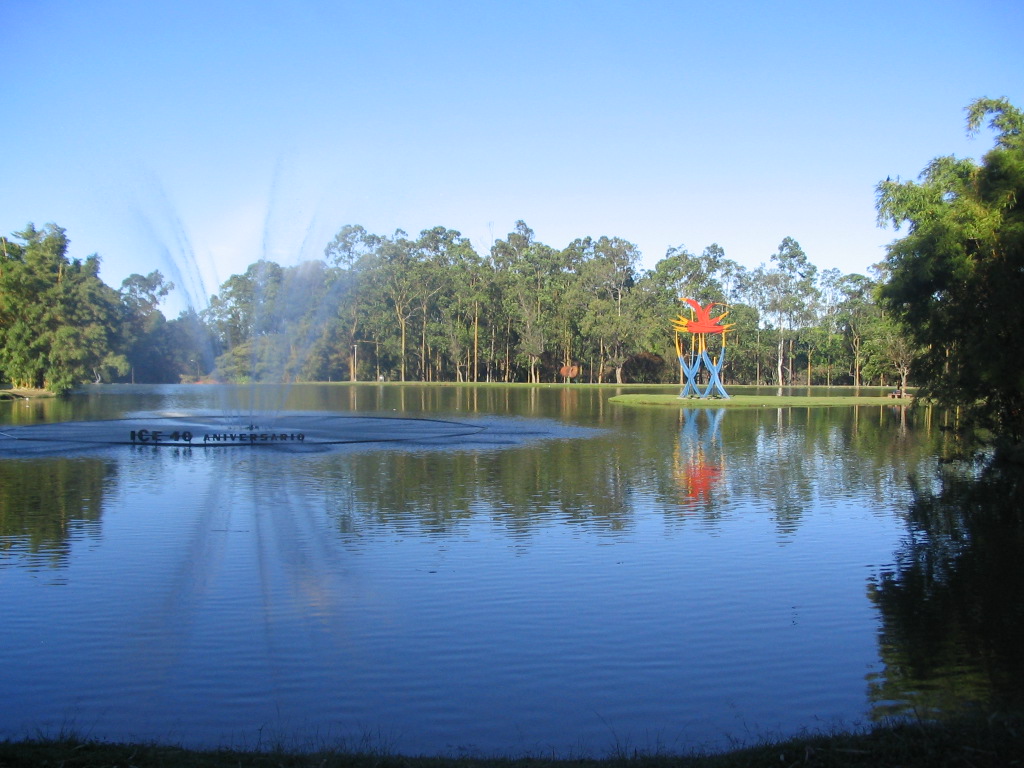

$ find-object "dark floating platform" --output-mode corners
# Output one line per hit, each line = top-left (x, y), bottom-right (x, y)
(0, 412), (598, 456)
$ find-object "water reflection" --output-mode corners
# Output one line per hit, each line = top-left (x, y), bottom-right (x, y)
(868, 459), (1024, 718)
(0, 457), (114, 575)
(0, 392), (940, 557)
(2, 385), (1007, 755)
(672, 409), (725, 514)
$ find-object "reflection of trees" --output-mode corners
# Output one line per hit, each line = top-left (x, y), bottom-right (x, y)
(309, 433), (639, 544)
(300, 399), (946, 545)
(1, 396), (79, 425)
(867, 460), (1024, 719)
(729, 406), (938, 534)
(0, 458), (114, 570)
(643, 405), (940, 536)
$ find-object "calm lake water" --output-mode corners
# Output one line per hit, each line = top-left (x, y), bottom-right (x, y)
(0, 384), (1008, 756)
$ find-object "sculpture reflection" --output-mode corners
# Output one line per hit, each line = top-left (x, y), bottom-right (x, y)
(673, 408), (725, 511)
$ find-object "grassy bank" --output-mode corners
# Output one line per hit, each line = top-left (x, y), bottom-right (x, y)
(1, 715), (1021, 768)
(610, 393), (911, 408)
(0, 386), (52, 400)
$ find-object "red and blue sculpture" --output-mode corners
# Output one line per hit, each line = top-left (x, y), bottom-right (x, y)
(672, 298), (733, 399)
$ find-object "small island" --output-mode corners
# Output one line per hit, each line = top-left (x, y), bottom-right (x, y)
(611, 392), (910, 408)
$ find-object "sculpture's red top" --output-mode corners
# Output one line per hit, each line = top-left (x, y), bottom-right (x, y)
(673, 299), (734, 335)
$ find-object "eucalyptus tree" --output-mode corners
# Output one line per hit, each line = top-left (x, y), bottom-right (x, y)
(410, 226), (481, 381)
(656, 243), (728, 304)
(428, 231), (487, 381)
(628, 267), (672, 378)
(716, 256), (748, 306)
(204, 260), (283, 348)
(877, 97), (1024, 442)
(756, 237), (818, 387)
(720, 302), (763, 384)
(491, 221), (562, 383)
(0, 223), (128, 393)
(834, 273), (880, 387)
(813, 268), (849, 383)
(577, 236), (642, 383)
(552, 237), (594, 379)
(324, 224), (381, 381)
(745, 264), (781, 385)
(802, 324), (846, 386)
(481, 256), (517, 382)
(203, 259), (345, 382)
(361, 230), (422, 381)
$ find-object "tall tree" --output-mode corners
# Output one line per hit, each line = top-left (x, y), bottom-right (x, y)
(760, 237), (818, 387)
(877, 97), (1024, 444)
(0, 223), (127, 393)
(374, 231), (420, 382)
(324, 224), (379, 381)
(411, 227), (469, 381)
(864, 312), (916, 395)
(119, 270), (175, 382)
(203, 260), (287, 381)
(578, 236), (641, 384)
(491, 221), (562, 383)
(426, 229), (486, 382)
(834, 273), (880, 387)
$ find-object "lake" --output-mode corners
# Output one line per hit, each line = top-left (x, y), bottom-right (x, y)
(0, 384), (1008, 756)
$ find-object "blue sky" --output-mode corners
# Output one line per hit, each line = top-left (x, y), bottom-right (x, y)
(3, 0), (1022, 308)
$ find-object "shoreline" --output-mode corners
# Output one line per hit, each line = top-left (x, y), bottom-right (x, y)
(2, 713), (1020, 767)
(0, 386), (53, 399)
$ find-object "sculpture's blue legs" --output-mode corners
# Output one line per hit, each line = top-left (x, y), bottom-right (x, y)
(679, 353), (702, 397)
(701, 349), (730, 399)
(679, 346), (729, 399)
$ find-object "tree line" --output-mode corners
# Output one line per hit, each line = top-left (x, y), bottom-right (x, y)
(4, 95), (1020, 448)
(1, 220), (910, 394)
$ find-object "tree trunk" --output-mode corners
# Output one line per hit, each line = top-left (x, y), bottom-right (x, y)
(776, 335), (785, 387)
(755, 336), (761, 384)
(472, 308), (479, 382)
(504, 318), (512, 382)
(399, 319), (407, 382)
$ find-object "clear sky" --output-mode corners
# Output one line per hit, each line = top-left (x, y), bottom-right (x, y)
(3, 0), (1022, 308)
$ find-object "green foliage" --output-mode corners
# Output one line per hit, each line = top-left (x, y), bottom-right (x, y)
(0, 223), (128, 393)
(878, 97), (1024, 443)
(4, 215), (911, 390)
(201, 259), (349, 383)
(118, 270), (181, 382)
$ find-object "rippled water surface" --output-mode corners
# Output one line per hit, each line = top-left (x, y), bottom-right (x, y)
(0, 385), (954, 755)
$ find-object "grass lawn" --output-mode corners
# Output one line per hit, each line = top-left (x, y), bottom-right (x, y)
(610, 393), (912, 408)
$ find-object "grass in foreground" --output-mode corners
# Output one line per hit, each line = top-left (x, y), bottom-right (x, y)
(609, 394), (912, 408)
(1, 715), (1021, 768)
